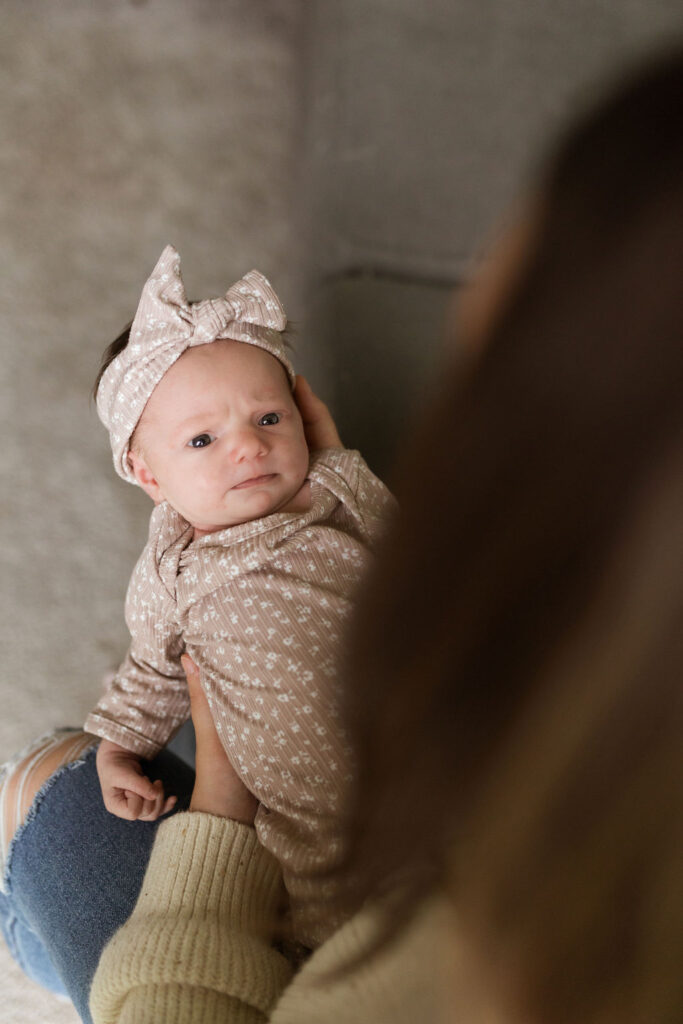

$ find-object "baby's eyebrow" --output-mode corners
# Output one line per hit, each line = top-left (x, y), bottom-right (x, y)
(169, 412), (215, 443)
(171, 395), (286, 436)
(251, 391), (285, 403)
(174, 412), (212, 431)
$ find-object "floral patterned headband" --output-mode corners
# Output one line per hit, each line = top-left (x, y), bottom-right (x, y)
(96, 244), (294, 483)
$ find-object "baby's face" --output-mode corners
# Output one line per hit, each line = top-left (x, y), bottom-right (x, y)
(130, 340), (309, 535)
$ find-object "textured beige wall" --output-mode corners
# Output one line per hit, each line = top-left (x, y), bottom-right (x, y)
(0, 2), (304, 770)
(1, 4), (304, 1018)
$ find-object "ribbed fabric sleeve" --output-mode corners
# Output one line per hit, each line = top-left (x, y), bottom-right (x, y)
(89, 813), (293, 1024)
(84, 639), (190, 759)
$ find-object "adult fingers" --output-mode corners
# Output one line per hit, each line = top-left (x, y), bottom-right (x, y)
(294, 375), (342, 449)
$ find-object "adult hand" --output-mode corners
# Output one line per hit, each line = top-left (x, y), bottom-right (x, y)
(294, 375), (343, 450)
(182, 654), (259, 825)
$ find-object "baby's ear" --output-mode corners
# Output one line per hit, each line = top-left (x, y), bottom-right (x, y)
(128, 450), (164, 504)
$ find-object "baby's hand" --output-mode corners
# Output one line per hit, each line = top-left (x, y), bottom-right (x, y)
(96, 739), (176, 821)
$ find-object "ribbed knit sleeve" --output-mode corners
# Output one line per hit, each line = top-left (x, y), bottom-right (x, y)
(84, 506), (193, 758)
(89, 813), (293, 1024)
(84, 642), (190, 758)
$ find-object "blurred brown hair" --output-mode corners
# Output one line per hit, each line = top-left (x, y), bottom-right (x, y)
(338, 47), (683, 1023)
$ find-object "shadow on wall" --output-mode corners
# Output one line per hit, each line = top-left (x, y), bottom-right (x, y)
(310, 274), (456, 481)
(296, 0), (683, 481)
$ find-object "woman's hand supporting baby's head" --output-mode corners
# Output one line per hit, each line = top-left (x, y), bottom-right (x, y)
(293, 375), (343, 451)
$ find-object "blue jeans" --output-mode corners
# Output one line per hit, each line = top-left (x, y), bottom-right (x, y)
(0, 738), (195, 1023)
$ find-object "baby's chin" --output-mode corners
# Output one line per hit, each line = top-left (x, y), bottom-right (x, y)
(190, 479), (312, 538)
(275, 478), (312, 515)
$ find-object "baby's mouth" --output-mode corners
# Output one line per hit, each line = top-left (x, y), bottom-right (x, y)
(232, 473), (277, 490)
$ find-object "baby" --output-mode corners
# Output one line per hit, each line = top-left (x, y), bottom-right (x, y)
(85, 245), (394, 947)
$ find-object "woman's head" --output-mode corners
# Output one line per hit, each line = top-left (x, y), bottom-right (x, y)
(340, 47), (683, 1023)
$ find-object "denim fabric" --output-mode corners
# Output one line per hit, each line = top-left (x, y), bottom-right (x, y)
(0, 742), (195, 1023)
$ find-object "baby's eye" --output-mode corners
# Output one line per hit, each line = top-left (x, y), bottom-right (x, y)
(258, 412), (281, 426)
(188, 433), (213, 449)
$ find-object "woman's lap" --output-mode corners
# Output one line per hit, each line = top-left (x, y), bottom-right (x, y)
(0, 734), (195, 1023)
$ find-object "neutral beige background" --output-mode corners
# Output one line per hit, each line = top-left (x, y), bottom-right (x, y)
(0, 0), (304, 755)
(0, 3), (303, 1020)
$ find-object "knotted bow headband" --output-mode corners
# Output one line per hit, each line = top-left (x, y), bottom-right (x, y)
(96, 244), (295, 483)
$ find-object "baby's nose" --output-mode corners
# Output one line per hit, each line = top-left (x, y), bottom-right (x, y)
(230, 427), (267, 461)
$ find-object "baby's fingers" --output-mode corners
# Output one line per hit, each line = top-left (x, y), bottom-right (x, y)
(103, 784), (139, 819)
(136, 794), (158, 820)
(138, 781), (177, 821)
(162, 793), (177, 815)
(118, 787), (159, 820)
(137, 780), (161, 820)
(113, 789), (143, 819)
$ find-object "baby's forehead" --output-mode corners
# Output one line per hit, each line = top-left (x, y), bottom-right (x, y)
(139, 341), (292, 428)
(179, 338), (290, 384)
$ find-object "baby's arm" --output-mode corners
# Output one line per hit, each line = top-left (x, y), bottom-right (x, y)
(86, 644), (190, 759)
(87, 643), (188, 821)
(96, 738), (177, 821)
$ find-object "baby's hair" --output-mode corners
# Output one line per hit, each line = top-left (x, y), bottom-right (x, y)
(93, 320), (133, 402)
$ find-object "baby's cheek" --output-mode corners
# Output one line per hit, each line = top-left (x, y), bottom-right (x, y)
(202, 466), (229, 492)
(293, 437), (311, 476)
